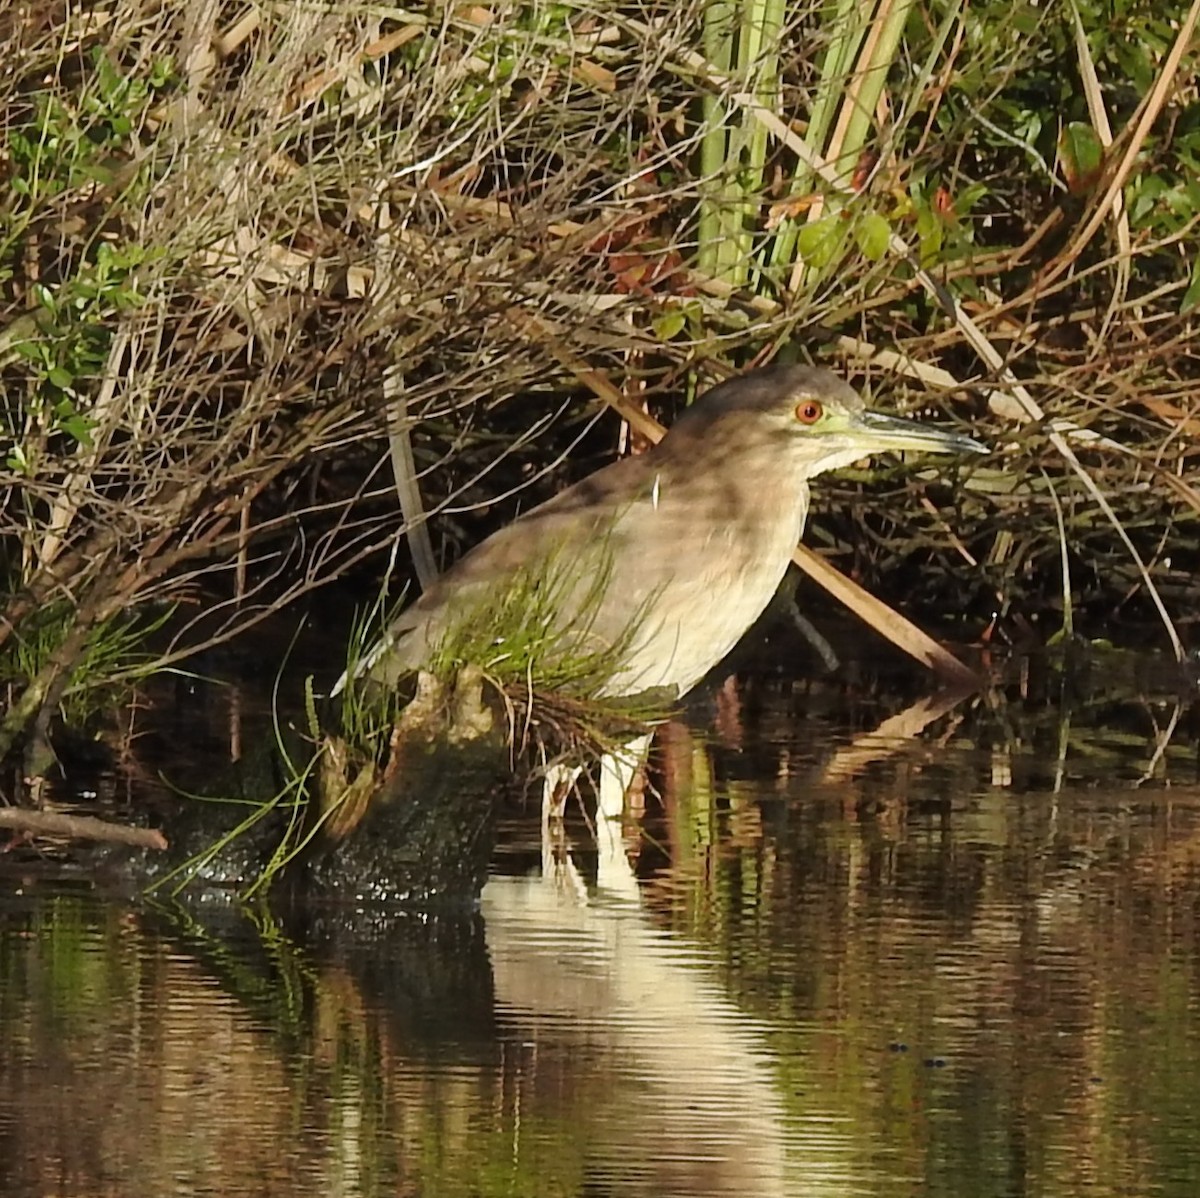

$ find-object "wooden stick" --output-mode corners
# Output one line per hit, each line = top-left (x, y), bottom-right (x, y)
(0, 809), (168, 851)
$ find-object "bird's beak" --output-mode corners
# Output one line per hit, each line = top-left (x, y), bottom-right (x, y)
(852, 409), (988, 457)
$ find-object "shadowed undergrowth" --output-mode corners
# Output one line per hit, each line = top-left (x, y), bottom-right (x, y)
(0, 0), (1196, 776)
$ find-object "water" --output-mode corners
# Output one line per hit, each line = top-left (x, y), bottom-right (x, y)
(3, 640), (1200, 1196)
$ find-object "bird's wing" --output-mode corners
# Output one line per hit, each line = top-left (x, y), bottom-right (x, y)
(342, 453), (662, 691)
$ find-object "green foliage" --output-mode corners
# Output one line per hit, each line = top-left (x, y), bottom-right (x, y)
(903, 0), (1198, 274)
(0, 600), (172, 726)
(2, 48), (172, 472)
(1182, 251), (1200, 314)
(424, 551), (646, 698)
(337, 539), (671, 777)
(3, 47), (173, 222)
(6, 242), (156, 468)
(337, 593), (413, 758)
(796, 213), (849, 273)
(685, 0), (1194, 311)
(146, 648), (321, 901)
(143, 779), (314, 902)
(854, 211), (892, 262)
(1059, 121), (1105, 193)
(0, 0), (1194, 757)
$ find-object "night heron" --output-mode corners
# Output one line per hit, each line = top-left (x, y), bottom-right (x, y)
(339, 364), (986, 822)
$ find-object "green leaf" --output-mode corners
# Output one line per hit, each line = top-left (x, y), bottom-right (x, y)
(854, 213), (891, 261)
(1059, 122), (1104, 194)
(797, 214), (844, 270)
(58, 414), (94, 447)
(79, 159), (117, 187)
(652, 307), (687, 341)
(149, 57), (177, 89)
(47, 365), (74, 390)
(916, 206), (943, 266)
(1182, 253), (1200, 314)
(1130, 174), (1167, 223)
(32, 283), (56, 314)
(954, 182), (990, 217)
(13, 339), (47, 364)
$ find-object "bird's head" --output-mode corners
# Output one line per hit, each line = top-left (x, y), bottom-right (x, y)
(667, 364), (987, 478)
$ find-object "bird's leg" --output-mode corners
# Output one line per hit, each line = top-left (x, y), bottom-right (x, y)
(593, 732), (652, 897)
(540, 762), (588, 900)
(597, 733), (652, 821)
(541, 762), (582, 826)
(543, 727), (651, 826)
(596, 732), (652, 856)
(538, 734), (651, 897)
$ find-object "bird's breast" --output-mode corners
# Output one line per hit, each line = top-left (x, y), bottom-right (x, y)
(603, 479), (810, 696)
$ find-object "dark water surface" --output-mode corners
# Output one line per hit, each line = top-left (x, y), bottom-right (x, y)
(3, 638), (1200, 1197)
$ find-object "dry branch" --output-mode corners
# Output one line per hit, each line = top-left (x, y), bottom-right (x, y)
(0, 808), (167, 851)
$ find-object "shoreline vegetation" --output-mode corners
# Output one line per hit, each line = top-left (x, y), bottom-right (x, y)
(1, 1), (1198, 869)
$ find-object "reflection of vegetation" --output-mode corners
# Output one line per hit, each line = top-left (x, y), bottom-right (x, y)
(415, 1117), (588, 1198)
(641, 649), (1200, 1197)
(8, 645), (1200, 1193)
(0, 896), (136, 1033)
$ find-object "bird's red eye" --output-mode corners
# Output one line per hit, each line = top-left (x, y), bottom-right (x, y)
(795, 400), (823, 424)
